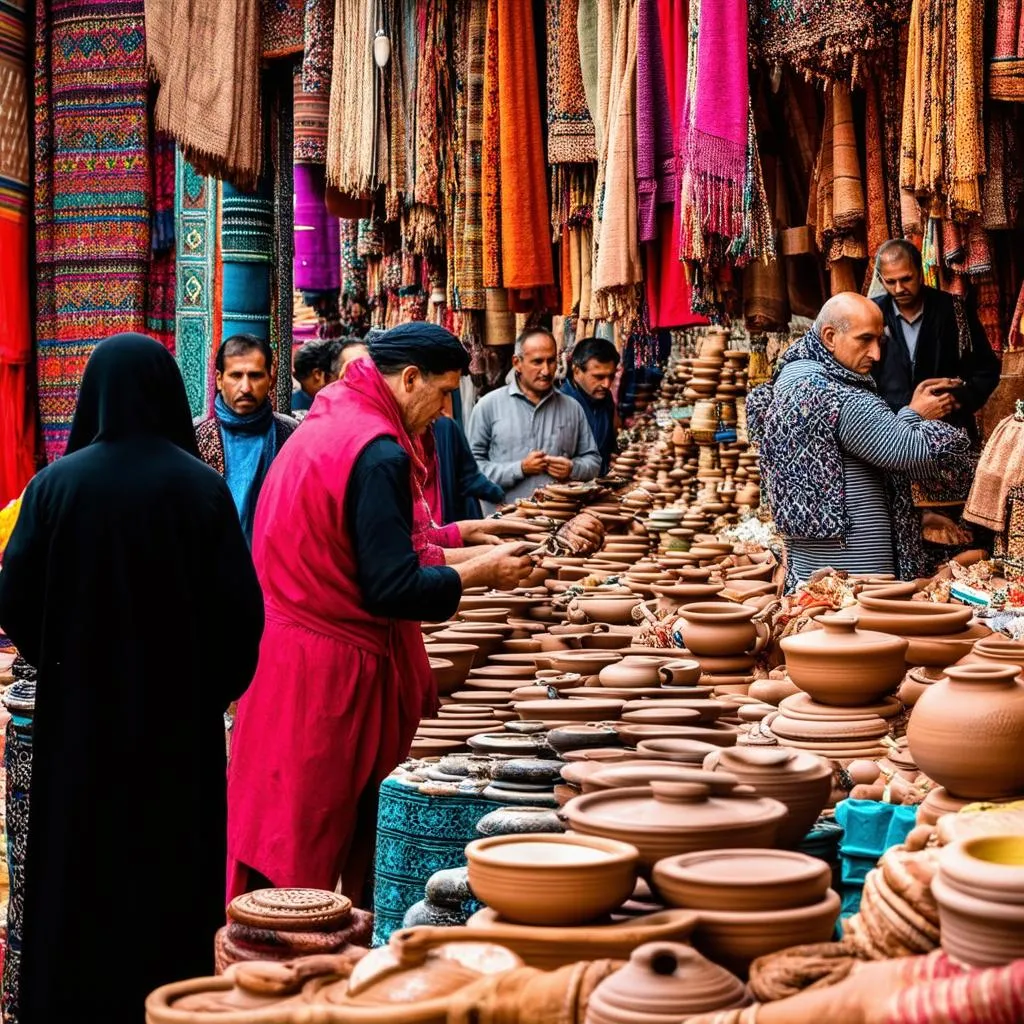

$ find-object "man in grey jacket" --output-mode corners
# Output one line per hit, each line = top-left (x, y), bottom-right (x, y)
(468, 328), (601, 509)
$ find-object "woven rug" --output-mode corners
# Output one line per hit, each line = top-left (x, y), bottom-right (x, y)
(221, 178), (275, 343)
(146, 132), (177, 353)
(174, 151), (220, 419)
(34, 0), (151, 462)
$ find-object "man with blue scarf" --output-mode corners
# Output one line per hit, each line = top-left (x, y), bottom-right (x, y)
(195, 335), (298, 544)
(561, 338), (620, 474)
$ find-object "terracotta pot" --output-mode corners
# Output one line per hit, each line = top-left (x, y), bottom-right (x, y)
(658, 659), (703, 686)
(747, 677), (801, 705)
(513, 698), (625, 724)
(902, 624), (993, 668)
(585, 942), (750, 1024)
(906, 663), (1024, 799)
(614, 723), (738, 748)
(691, 889), (841, 976)
(572, 595), (643, 625)
(548, 650), (624, 676)
(958, 636), (1024, 677)
(780, 615), (907, 706)
(622, 698), (727, 724)
(635, 739), (722, 763)
(465, 833), (639, 926)
(565, 781), (787, 874)
(599, 656), (666, 689)
(581, 765), (742, 796)
(460, 608), (514, 623)
(622, 707), (703, 727)
(652, 582), (726, 607)
(702, 746), (832, 848)
(653, 849), (831, 912)
(842, 602), (972, 637)
(546, 723), (622, 753)
(432, 629), (503, 666)
(676, 603), (769, 658)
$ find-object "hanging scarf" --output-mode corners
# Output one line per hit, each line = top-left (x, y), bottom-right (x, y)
(215, 395), (277, 545)
(747, 328), (968, 579)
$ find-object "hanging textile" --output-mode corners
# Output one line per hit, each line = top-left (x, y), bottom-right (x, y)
(221, 179), (275, 342)
(261, 0), (304, 59)
(749, 0), (911, 84)
(635, 0), (672, 244)
(273, 73), (295, 413)
(34, 0), (151, 461)
(146, 132), (177, 354)
(863, 77), (889, 267)
(294, 165), (340, 293)
(174, 152), (220, 419)
(547, 0), (596, 163)
(0, 0), (38, 499)
(146, 0), (263, 191)
(990, 1), (1024, 102)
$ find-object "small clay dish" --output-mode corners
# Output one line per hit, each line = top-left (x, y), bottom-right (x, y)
(621, 707), (703, 727)
(635, 739), (722, 763)
(615, 724), (738, 748)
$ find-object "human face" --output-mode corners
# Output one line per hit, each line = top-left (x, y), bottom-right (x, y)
(822, 307), (885, 376)
(576, 359), (617, 401)
(299, 367), (338, 399)
(879, 256), (923, 315)
(513, 333), (558, 401)
(217, 350), (271, 414)
(391, 366), (463, 436)
(337, 344), (369, 380)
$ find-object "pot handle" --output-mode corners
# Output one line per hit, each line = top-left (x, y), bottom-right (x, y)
(748, 620), (769, 655)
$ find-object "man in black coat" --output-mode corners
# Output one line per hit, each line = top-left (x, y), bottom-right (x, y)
(872, 239), (1000, 443)
(0, 335), (264, 1023)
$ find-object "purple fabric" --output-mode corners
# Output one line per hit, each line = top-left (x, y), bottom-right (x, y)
(636, 0), (675, 244)
(293, 164), (340, 291)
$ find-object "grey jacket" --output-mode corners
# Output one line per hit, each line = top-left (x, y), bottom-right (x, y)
(467, 377), (602, 506)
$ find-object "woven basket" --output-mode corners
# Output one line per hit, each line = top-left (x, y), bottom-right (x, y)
(484, 288), (516, 346)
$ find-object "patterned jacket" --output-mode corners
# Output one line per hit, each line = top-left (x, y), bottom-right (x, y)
(193, 412), (299, 476)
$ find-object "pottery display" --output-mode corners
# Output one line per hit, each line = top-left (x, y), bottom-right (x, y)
(465, 833), (639, 926)
(565, 781), (788, 873)
(584, 942), (750, 1024)
(906, 663), (1024, 799)
(675, 603), (768, 658)
(780, 616), (908, 706)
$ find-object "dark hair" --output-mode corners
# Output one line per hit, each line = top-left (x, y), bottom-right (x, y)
(216, 333), (274, 373)
(369, 323), (471, 377)
(875, 239), (923, 274)
(514, 327), (556, 357)
(571, 338), (620, 372)
(293, 339), (343, 380)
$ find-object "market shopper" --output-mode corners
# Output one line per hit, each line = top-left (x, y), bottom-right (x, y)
(561, 337), (620, 473)
(195, 334), (298, 544)
(334, 336), (371, 378)
(291, 337), (342, 413)
(747, 294), (972, 589)
(226, 323), (537, 906)
(0, 335), (264, 1024)
(468, 328), (602, 509)
(872, 239), (1000, 440)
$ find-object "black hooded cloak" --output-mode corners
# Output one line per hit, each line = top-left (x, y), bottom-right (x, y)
(0, 335), (264, 1022)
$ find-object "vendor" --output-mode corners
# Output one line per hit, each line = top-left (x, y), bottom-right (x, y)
(561, 337), (620, 474)
(747, 293), (972, 590)
(291, 338), (342, 413)
(226, 322), (536, 906)
(468, 328), (602, 509)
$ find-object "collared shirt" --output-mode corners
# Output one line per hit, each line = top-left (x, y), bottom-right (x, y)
(467, 376), (602, 508)
(898, 308), (925, 363)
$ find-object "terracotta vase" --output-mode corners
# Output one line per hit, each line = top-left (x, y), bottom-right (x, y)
(780, 615), (908, 706)
(958, 636), (1024, 677)
(906, 663), (1024, 799)
(598, 656), (666, 689)
(676, 603), (769, 658)
(584, 942), (750, 1024)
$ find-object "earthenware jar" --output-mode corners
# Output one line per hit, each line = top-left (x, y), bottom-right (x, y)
(598, 656), (666, 689)
(659, 659), (702, 686)
(676, 603), (768, 657)
(958, 636), (1024, 677)
(585, 942), (750, 1024)
(780, 615), (908, 706)
(907, 663), (1024, 799)
(703, 746), (832, 848)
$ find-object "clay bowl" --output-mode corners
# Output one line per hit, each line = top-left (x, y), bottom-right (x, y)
(468, 663), (536, 681)
(659, 659), (704, 686)
(614, 723), (738, 748)
(901, 624), (993, 668)
(580, 632), (638, 651)
(653, 849), (831, 912)
(409, 736), (467, 758)
(449, 690), (514, 707)
(635, 739), (723, 764)
(621, 707), (704, 727)
(433, 629), (504, 665)
(502, 639), (544, 655)
(574, 595), (643, 625)
(547, 651), (624, 675)
(424, 642), (479, 679)
(428, 657), (460, 696)
(653, 583), (726, 607)
(459, 608), (514, 623)
(582, 765), (743, 797)
(846, 600), (972, 637)
(546, 724), (623, 754)
(514, 698), (626, 724)
(718, 580), (778, 601)
(691, 889), (841, 976)
(465, 833), (639, 927)
(622, 699), (728, 724)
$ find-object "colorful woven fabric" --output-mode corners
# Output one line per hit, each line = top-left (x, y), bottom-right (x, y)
(0, 0), (37, 499)
(174, 152), (220, 418)
(34, 0), (151, 461)
(302, 0), (334, 94)
(546, 0), (596, 163)
(293, 65), (329, 165)
(221, 178), (274, 343)
(636, 0), (673, 244)
(261, 0), (304, 58)
(147, 132), (177, 353)
(990, 0), (1024, 101)
(273, 77), (295, 413)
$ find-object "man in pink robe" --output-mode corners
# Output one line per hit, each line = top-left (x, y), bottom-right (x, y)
(226, 323), (536, 904)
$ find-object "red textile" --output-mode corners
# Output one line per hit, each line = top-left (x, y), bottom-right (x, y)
(419, 428), (445, 529)
(226, 359), (437, 902)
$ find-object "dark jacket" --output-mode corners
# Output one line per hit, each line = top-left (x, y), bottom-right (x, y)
(193, 410), (299, 476)
(560, 378), (616, 473)
(872, 288), (1000, 441)
(433, 415), (504, 522)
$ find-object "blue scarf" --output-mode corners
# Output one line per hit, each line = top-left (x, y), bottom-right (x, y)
(561, 378), (615, 472)
(215, 394), (276, 545)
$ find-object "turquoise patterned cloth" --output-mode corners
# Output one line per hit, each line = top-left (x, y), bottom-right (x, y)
(371, 777), (501, 947)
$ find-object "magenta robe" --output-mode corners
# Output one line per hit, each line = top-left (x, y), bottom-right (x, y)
(226, 359), (444, 903)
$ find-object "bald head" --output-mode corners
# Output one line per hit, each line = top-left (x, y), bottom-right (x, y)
(815, 292), (884, 375)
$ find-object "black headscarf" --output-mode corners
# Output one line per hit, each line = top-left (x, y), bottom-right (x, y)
(65, 333), (200, 457)
(368, 321), (471, 375)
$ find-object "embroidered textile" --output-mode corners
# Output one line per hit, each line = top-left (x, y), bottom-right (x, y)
(261, 0), (304, 58)
(990, 1), (1024, 101)
(546, 0), (596, 163)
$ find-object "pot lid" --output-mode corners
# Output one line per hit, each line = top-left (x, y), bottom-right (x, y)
(583, 765), (741, 795)
(711, 745), (830, 781)
(780, 614), (909, 653)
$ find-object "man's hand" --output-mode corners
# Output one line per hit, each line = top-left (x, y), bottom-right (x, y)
(910, 378), (961, 420)
(545, 455), (573, 481)
(457, 541), (537, 590)
(457, 518), (539, 546)
(556, 512), (605, 555)
(521, 450), (547, 475)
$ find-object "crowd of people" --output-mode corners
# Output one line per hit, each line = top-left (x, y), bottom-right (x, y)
(0, 234), (1004, 1021)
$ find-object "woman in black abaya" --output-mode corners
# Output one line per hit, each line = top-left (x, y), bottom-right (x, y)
(0, 335), (264, 1022)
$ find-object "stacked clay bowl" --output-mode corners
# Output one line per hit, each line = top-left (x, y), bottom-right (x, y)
(465, 833), (640, 926)
(931, 835), (1024, 967)
(765, 692), (902, 762)
(652, 849), (839, 975)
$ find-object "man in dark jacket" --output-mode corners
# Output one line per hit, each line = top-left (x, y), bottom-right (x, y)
(872, 239), (1000, 442)
(561, 337), (620, 473)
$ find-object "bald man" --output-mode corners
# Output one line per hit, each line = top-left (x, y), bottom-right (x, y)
(747, 293), (972, 589)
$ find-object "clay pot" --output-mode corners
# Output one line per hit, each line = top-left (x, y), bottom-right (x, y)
(841, 602), (972, 637)
(465, 833), (639, 926)
(702, 746), (832, 848)
(572, 595), (643, 625)
(747, 677), (801, 705)
(657, 659), (703, 686)
(581, 765), (742, 796)
(652, 582), (725, 607)
(780, 615), (908, 706)
(432, 630), (503, 666)
(460, 608), (514, 623)
(615, 723), (738, 748)
(906, 663), (1024, 799)
(900, 624), (992, 668)
(958, 636), (1024, 677)
(584, 942), (750, 1024)
(546, 724), (622, 753)
(622, 707), (703, 727)
(635, 739), (722, 764)
(513, 698), (625, 724)
(676, 603), (768, 658)
(622, 698), (727, 724)
(599, 656), (666, 689)
(548, 650), (624, 676)
(653, 849), (831, 912)
(565, 781), (787, 873)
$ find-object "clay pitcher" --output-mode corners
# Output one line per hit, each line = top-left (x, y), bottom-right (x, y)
(676, 603), (768, 658)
